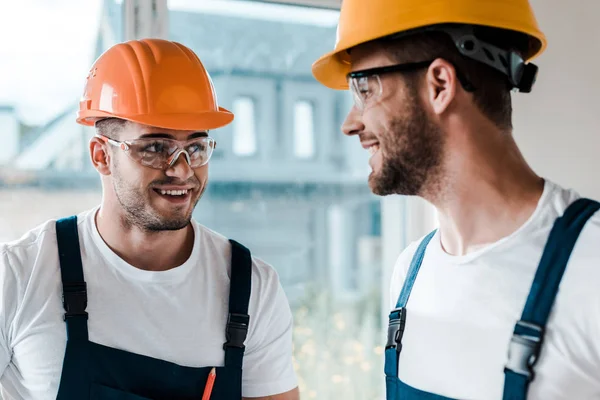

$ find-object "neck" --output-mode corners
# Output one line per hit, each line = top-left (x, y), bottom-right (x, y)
(95, 203), (195, 271)
(426, 123), (544, 256)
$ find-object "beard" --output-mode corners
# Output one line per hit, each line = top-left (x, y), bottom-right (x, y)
(112, 169), (203, 232)
(369, 89), (445, 197)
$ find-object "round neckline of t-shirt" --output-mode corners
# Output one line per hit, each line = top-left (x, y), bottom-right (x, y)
(86, 207), (201, 283)
(428, 179), (557, 265)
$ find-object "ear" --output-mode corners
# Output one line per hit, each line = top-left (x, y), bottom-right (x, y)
(90, 136), (112, 176)
(424, 58), (458, 116)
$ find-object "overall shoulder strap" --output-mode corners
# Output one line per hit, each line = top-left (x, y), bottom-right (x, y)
(224, 239), (252, 369)
(395, 230), (437, 309)
(503, 198), (600, 400)
(56, 216), (89, 342)
(385, 230), (437, 393)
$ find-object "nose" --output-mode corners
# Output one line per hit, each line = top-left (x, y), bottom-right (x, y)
(341, 105), (365, 137)
(165, 151), (194, 181)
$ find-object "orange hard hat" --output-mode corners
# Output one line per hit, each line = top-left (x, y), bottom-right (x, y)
(76, 38), (233, 131)
(312, 0), (547, 90)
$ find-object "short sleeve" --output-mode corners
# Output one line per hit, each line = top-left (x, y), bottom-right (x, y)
(241, 258), (297, 397)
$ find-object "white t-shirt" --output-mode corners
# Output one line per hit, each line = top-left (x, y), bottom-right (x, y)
(390, 180), (600, 399)
(0, 207), (297, 399)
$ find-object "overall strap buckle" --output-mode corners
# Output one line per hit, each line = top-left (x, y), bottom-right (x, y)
(386, 307), (407, 353)
(62, 282), (88, 320)
(223, 313), (250, 350)
(505, 321), (543, 381)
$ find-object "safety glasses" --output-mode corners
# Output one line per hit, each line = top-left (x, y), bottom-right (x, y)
(96, 134), (217, 170)
(347, 60), (475, 111)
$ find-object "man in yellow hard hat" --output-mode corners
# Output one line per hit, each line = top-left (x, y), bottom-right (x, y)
(0, 39), (299, 400)
(313, 1), (600, 399)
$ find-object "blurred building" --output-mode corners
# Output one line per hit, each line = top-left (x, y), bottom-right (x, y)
(0, 0), (382, 305)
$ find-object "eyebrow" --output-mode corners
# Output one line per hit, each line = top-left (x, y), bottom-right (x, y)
(137, 131), (209, 140)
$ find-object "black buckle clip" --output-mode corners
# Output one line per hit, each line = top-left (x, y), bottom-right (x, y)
(505, 321), (543, 380)
(223, 313), (249, 350)
(62, 282), (88, 320)
(385, 307), (407, 353)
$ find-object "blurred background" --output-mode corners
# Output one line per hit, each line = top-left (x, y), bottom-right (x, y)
(0, 1), (599, 398)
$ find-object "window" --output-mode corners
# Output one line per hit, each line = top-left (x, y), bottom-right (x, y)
(293, 100), (315, 159)
(232, 96), (258, 156)
(0, 1), (386, 399)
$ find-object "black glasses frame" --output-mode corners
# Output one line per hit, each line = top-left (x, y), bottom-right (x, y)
(347, 60), (476, 92)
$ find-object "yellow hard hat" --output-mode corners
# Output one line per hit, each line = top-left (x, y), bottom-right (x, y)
(312, 0), (547, 91)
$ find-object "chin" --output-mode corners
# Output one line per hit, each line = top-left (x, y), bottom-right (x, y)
(368, 173), (384, 196)
(368, 170), (398, 197)
(151, 208), (193, 229)
(160, 205), (193, 219)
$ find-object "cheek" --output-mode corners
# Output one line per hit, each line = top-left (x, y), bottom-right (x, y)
(363, 108), (397, 148)
(119, 164), (161, 190)
(193, 165), (209, 183)
(362, 108), (388, 135)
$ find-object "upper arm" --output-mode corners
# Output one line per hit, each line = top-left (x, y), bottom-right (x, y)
(242, 387), (300, 400)
(241, 259), (298, 398)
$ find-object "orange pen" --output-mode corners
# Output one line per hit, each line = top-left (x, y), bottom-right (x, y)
(202, 367), (217, 400)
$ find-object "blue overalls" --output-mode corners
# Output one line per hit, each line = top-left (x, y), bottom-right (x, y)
(385, 198), (600, 400)
(54, 215), (252, 399)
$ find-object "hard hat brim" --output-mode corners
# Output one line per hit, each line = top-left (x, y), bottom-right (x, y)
(77, 107), (234, 131)
(311, 3), (548, 90)
(312, 47), (354, 91)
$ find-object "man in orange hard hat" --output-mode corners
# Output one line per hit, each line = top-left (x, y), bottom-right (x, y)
(313, 1), (600, 400)
(0, 39), (299, 400)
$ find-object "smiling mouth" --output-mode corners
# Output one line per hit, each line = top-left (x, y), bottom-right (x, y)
(155, 189), (190, 196)
(152, 188), (194, 204)
(367, 143), (380, 156)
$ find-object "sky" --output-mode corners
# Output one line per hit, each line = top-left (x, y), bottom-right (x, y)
(0, 0), (338, 126)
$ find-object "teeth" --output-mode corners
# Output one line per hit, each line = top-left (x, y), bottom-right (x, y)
(159, 189), (189, 196)
(368, 144), (380, 155)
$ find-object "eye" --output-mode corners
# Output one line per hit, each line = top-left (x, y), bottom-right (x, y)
(186, 142), (205, 154)
(357, 77), (372, 97)
(141, 141), (166, 153)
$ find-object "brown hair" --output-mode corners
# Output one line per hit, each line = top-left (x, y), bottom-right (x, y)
(95, 118), (130, 139)
(377, 25), (531, 131)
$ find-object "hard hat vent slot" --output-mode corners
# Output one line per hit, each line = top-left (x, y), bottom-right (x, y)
(499, 55), (509, 69)
(483, 48), (495, 62)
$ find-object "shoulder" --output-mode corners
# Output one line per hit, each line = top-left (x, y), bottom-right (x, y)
(192, 221), (282, 287)
(192, 223), (290, 338)
(389, 231), (436, 308)
(2, 219), (58, 272)
(391, 232), (436, 280)
(527, 183), (600, 357)
(547, 181), (600, 262)
(559, 192), (600, 286)
(1, 208), (95, 271)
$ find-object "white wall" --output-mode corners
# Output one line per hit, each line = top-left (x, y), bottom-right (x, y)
(381, 0), (600, 319)
(514, 0), (600, 199)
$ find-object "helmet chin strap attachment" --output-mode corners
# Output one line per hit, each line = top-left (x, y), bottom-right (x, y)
(442, 25), (538, 93)
(387, 24), (539, 93)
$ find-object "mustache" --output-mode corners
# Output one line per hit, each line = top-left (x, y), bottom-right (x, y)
(150, 177), (200, 188)
(358, 132), (379, 142)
